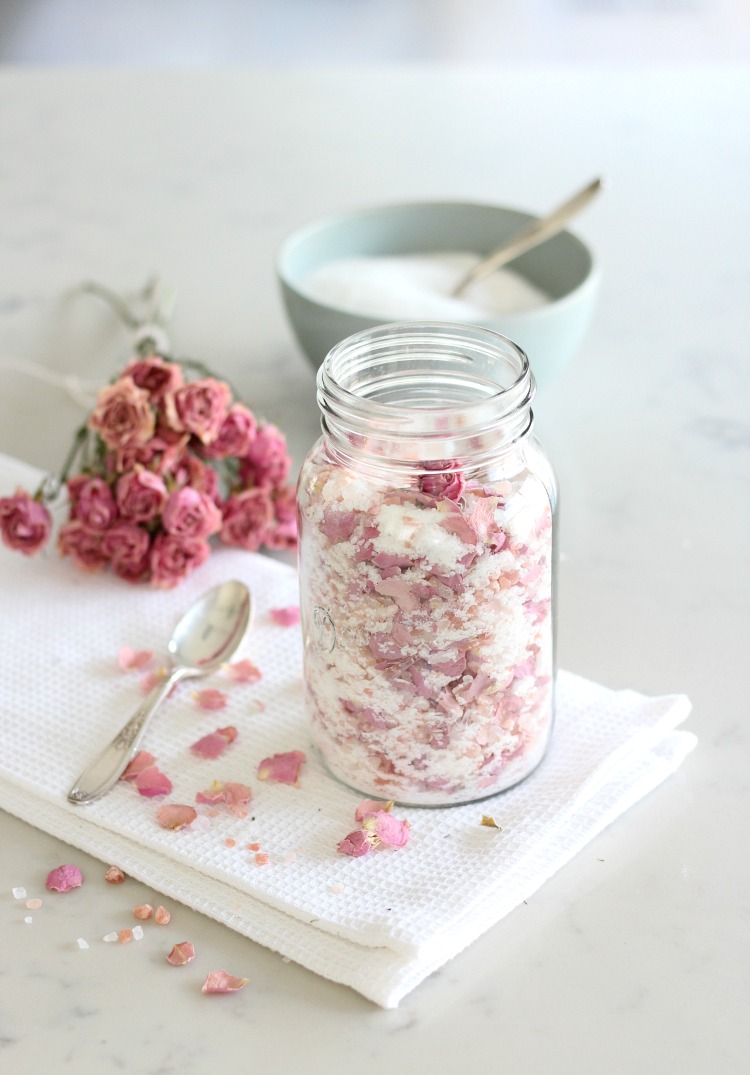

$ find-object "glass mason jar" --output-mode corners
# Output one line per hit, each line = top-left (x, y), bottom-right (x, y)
(297, 323), (557, 806)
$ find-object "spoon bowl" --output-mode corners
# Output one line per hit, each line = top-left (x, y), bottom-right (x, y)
(68, 580), (252, 805)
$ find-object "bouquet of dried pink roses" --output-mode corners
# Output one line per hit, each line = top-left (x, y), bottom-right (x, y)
(0, 352), (297, 588)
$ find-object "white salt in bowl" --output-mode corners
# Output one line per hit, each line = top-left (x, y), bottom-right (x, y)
(277, 200), (599, 387)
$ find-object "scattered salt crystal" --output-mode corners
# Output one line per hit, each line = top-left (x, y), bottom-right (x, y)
(328, 883), (344, 895)
(119, 929), (133, 944)
(12, 886), (27, 899)
(25, 898), (42, 909)
(254, 852), (270, 867)
(103, 931), (119, 943)
(133, 904), (153, 920)
(132, 925), (144, 940)
(154, 905), (171, 925)
(24, 916), (32, 924)
(104, 865), (126, 884)
(77, 938), (89, 950)
(282, 851), (297, 863)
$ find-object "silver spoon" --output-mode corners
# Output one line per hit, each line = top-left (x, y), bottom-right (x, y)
(68, 579), (252, 806)
(451, 177), (603, 297)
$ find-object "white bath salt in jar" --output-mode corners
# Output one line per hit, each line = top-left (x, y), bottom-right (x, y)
(297, 322), (558, 806)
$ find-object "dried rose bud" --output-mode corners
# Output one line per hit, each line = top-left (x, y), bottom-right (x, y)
(133, 904), (153, 920)
(104, 865), (126, 884)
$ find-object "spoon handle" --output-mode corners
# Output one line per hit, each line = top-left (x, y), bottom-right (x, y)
(452, 177), (603, 297)
(68, 668), (184, 805)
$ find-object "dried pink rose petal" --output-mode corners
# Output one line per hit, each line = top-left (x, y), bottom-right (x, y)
(354, 798), (394, 822)
(117, 646), (154, 672)
(224, 659), (262, 684)
(195, 781), (252, 816)
(362, 810), (411, 849)
(133, 764), (173, 797)
(167, 941), (196, 965)
(190, 726), (238, 759)
(193, 688), (228, 711)
(269, 605), (301, 627)
(201, 970), (249, 994)
(337, 829), (374, 857)
(257, 750), (306, 785)
(120, 750), (157, 782)
(104, 865), (126, 884)
(156, 803), (197, 830)
(45, 864), (83, 893)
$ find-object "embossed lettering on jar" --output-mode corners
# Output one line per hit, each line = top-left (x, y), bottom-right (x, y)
(297, 323), (558, 806)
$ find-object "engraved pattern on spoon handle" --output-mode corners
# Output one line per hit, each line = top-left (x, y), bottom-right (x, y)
(67, 669), (185, 805)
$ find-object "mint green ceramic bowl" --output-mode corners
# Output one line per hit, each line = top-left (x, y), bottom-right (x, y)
(277, 200), (599, 387)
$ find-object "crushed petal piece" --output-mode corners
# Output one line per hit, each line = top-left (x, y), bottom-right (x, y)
(134, 904), (154, 920)
(46, 864), (83, 893)
(132, 925), (144, 940)
(119, 929), (134, 944)
(140, 669), (167, 693)
(25, 898), (42, 909)
(195, 780), (252, 815)
(337, 829), (374, 857)
(120, 751), (157, 782)
(134, 764), (173, 797)
(481, 814), (501, 829)
(167, 941), (196, 965)
(193, 688), (228, 710)
(224, 659), (262, 684)
(103, 931), (119, 943)
(154, 905), (171, 925)
(190, 725), (238, 759)
(12, 886), (27, 899)
(269, 605), (301, 627)
(354, 798), (394, 822)
(76, 938), (89, 950)
(362, 810), (411, 849)
(201, 970), (249, 994)
(156, 803), (197, 830)
(257, 750), (306, 785)
(118, 646), (154, 672)
(104, 865), (126, 884)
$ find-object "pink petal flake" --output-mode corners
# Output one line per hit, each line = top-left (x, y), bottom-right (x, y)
(189, 725), (238, 759)
(257, 750), (306, 786)
(118, 646), (154, 672)
(224, 659), (262, 684)
(120, 750), (157, 782)
(354, 798), (394, 822)
(201, 970), (248, 994)
(45, 864), (83, 893)
(195, 780), (252, 816)
(167, 941), (196, 966)
(269, 606), (301, 627)
(362, 810), (411, 849)
(337, 829), (374, 857)
(156, 803), (197, 830)
(133, 765), (173, 798)
(193, 688), (228, 711)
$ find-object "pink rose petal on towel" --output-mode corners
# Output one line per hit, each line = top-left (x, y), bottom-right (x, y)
(362, 810), (411, 849)
(195, 781), (252, 816)
(354, 798), (394, 822)
(224, 659), (262, 683)
(134, 765), (173, 797)
(257, 750), (306, 785)
(269, 605), (301, 627)
(201, 970), (248, 994)
(156, 804), (197, 830)
(120, 750), (157, 782)
(45, 864), (83, 892)
(190, 725), (238, 759)
(167, 941), (196, 966)
(118, 646), (154, 671)
(337, 830), (374, 857)
(193, 688), (228, 710)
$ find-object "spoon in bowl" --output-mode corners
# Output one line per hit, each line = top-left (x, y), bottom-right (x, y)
(451, 176), (603, 297)
(68, 579), (252, 805)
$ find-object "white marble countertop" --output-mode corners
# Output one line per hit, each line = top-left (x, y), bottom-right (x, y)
(0, 66), (748, 1072)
